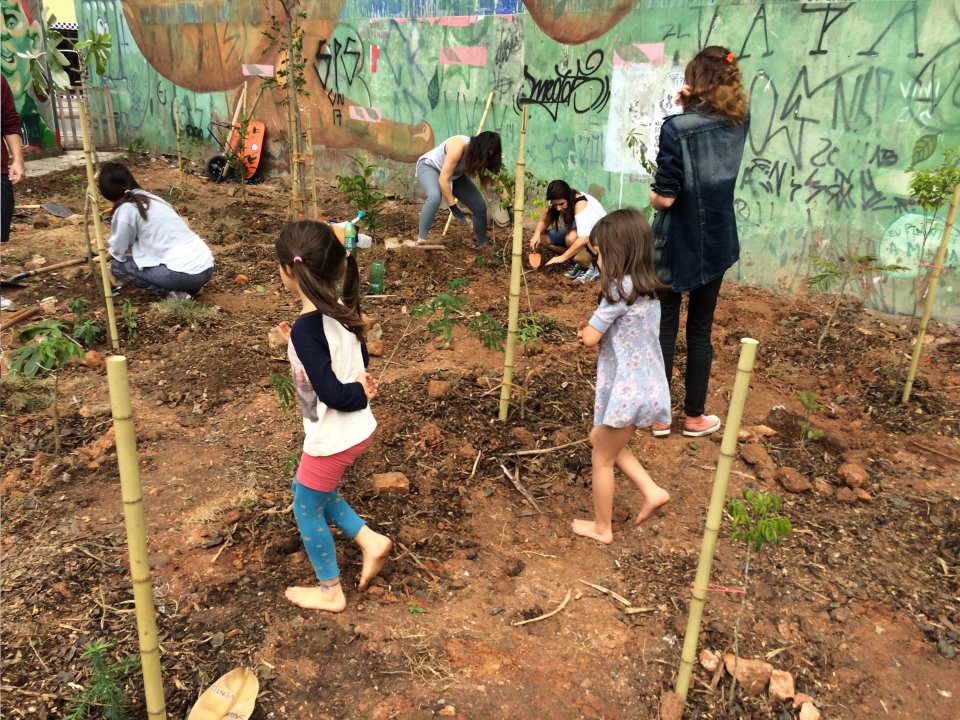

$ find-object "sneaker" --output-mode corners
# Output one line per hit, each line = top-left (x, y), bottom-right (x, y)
(682, 414), (721, 437)
(577, 263), (601, 283)
(651, 422), (671, 437)
(167, 290), (192, 301)
(564, 262), (583, 279)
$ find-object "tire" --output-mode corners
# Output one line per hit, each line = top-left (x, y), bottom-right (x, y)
(205, 155), (231, 183)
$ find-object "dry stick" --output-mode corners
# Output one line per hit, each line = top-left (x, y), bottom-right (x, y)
(468, 449), (482, 480)
(511, 588), (572, 627)
(0, 305), (41, 331)
(511, 437), (589, 457)
(578, 579), (632, 607)
(378, 317), (416, 382)
(498, 461), (541, 514)
(907, 440), (960, 464)
(395, 541), (439, 583)
(624, 606), (656, 615)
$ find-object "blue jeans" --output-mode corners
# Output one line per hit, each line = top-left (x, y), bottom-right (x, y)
(291, 477), (366, 581)
(111, 258), (213, 296)
(658, 275), (724, 418)
(416, 161), (488, 246)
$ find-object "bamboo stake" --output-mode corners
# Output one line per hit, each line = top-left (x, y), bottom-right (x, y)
(78, 97), (119, 350)
(306, 111), (318, 219)
(498, 105), (528, 421)
(443, 91), (494, 237)
(674, 338), (759, 704)
(903, 184), (960, 403)
(106, 357), (167, 719)
(173, 97), (185, 191)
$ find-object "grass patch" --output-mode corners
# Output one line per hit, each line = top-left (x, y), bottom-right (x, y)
(1, 376), (55, 413)
(145, 299), (221, 326)
(183, 468), (261, 525)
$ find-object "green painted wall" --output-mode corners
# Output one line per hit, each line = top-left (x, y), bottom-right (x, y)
(81, 0), (960, 321)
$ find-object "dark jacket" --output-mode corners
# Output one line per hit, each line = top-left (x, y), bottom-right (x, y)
(1, 76), (22, 176)
(651, 105), (748, 293)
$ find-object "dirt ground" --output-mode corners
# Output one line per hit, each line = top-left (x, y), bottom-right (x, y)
(1, 154), (958, 720)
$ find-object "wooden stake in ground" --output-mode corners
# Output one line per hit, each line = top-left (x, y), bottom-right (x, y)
(106, 356), (167, 719)
(306, 111), (318, 219)
(173, 97), (185, 192)
(443, 91), (494, 237)
(498, 105), (528, 422)
(903, 183), (960, 403)
(78, 96), (119, 351)
(673, 338), (759, 705)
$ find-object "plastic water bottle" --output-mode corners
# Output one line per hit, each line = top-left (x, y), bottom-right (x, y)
(369, 260), (385, 294)
(343, 211), (365, 253)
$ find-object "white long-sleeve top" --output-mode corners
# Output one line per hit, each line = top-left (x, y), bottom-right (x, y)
(109, 190), (214, 274)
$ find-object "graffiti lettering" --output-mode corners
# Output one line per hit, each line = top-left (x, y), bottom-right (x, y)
(518, 50), (610, 121)
(802, 3), (853, 56)
(737, 4), (773, 60)
(859, 1), (923, 58)
(184, 124), (205, 140)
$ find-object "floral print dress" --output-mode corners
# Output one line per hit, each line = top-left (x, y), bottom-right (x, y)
(588, 278), (672, 428)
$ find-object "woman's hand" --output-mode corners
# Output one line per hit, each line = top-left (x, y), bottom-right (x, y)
(545, 255), (566, 267)
(275, 321), (292, 343)
(356, 371), (379, 400)
(674, 83), (691, 106)
(530, 232), (542, 250)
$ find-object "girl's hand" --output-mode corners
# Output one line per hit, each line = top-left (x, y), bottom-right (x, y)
(577, 320), (587, 345)
(275, 321), (292, 343)
(356, 371), (378, 400)
(674, 83), (691, 106)
(530, 233), (541, 250)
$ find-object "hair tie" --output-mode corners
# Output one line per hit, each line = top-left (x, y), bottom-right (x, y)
(725, 52), (734, 63)
(293, 256), (303, 263)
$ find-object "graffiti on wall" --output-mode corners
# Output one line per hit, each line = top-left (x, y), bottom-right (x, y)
(1, 0), (57, 150)
(98, 0), (960, 320)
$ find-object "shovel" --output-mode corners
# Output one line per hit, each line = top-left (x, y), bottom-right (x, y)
(15, 202), (76, 218)
(1, 256), (91, 288)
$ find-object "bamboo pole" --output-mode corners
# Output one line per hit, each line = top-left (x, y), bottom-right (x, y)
(674, 338), (759, 703)
(306, 111), (318, 219)
(106, 356), (167, 719)
(173, 97), (185, 191)
(78, 97), (119, 351)
(443, 91), (495, 238)
(902, 184), (960, 403)
(498, 105), (528, 422)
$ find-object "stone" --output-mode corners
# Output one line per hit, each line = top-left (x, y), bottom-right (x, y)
(366, 339), (384, 357)
(78, 428), (116, 466)
(836, 487), (858, 504)
(658, 691), (685, 720)
(793, 693), (815, 709)
(438, 706), (456, 717)
(83, 350), (104, 370)
(853, 487), (874, 502)
(267, 326), (287, 350)
(813, 476), (834, 497)
(510, 426), (537, 450)
(368, 322), (383, 341)
(428, 379), (451, 398)
(699, 648), (721, 672)
(769, 669), (795, 702)
(740, 442), (773, 466)
(235, 273), (249, 285)
(417, 423), (444, 450)
(24, 255), (47, 270)
(777, 466), (812, 493)
(457, 442), (478, 459)
(384, 236), (403, 250)
(838, 462), (870, 488)
(749, 424), (778, 437)
(799, 702), (821, 720)
(372, 472), (409, 495)
(723, 654), (773, 695)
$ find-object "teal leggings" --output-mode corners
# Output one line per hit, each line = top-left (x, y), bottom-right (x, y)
(292, 477), (366, 582)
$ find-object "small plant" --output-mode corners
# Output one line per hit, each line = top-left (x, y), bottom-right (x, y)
(625, 132), (659, 176)
(269, 372), (296, 414)
(796, 391), (826, 447)
(725, 488), (792, 704)
(5, 320), (84, 378)
(120, 299), (138, 343)
(283, 448), (301, 474)
(408, 602), (427, 614)
(482, 168), (547, 214)
(336, 154), (387, 235)
(517, 313), (554, 352)
(65, 640), (140, 720)
(126, 137), (150, 156)
(67, 298), (103, 347)
(411, 279), (506, 351)
(146, 299), (220, 326)
(807, 253), (906, 350)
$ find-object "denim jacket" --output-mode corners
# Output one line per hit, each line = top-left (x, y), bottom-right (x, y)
(651, 106), (748, 292)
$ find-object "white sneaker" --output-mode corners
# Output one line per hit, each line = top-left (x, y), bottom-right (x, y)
(167, 290), (192, 300)
(577, 264), (600, 283)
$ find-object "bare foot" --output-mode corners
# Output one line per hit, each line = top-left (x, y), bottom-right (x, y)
(356, 529), (393, 589)
(284, 584), (347, 613)
(571, 518), (613, 545)
(634, 488), (671, 525)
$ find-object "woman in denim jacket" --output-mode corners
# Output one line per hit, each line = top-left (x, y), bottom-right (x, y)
(649, 46), (749, 438)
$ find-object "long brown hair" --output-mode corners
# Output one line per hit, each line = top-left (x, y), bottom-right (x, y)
(464, 131), (502, 177)
(681, 46), (748, 123)
(98, 161), (151, 220)
(275, 221), (365, 341)
(545, 179), (576, 229)
(593, 208), (667, 305)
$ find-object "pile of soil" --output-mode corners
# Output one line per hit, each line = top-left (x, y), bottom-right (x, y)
(1, 154), (957, 719)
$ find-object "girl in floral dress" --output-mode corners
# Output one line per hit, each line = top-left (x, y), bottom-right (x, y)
(574, 208), (672, 544)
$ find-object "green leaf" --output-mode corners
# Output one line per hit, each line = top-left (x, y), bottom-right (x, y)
(408, 602), (427, 614)
(428, 67), (440, 110)
(911, 133), (939, 168)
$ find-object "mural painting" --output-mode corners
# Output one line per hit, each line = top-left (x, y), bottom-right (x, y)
(81, 0), (960, 321)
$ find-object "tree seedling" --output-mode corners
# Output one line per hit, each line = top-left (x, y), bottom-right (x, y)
(336, 154), (387, 236)
(67, 298), (103, 347)
(796, 391), (826, 448)
(269, 371), (301, 472)
(725, 488), (792, 705)
(411, 279), (505, 351)
(120, 299), (138, 344)
(806, 253), (906, 350)
(64, 640), (140, 720)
